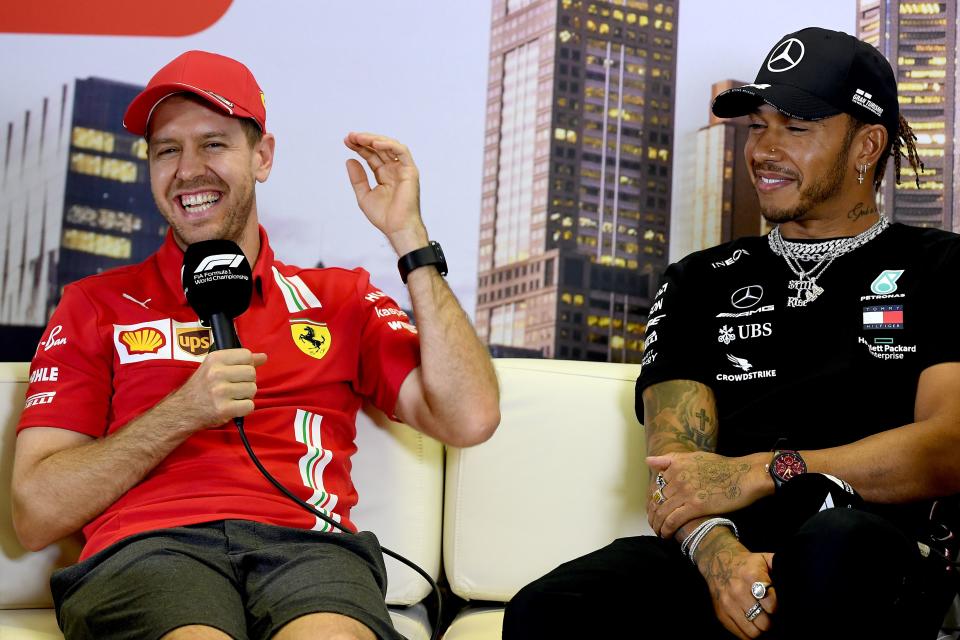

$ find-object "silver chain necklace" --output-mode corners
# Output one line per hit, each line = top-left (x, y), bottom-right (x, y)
(768, 216), (889, 307)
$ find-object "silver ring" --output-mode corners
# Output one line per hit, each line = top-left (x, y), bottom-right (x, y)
(655, 473), (667, 489)
(745, 601), (763, 622)
(751, 581), (770, 599)
(653, 488), (666, 505)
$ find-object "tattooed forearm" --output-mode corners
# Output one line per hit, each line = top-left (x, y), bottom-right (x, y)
(695, 528), (744, 586)
(643, 380), (719, 455)
(847, 201), (877, 221)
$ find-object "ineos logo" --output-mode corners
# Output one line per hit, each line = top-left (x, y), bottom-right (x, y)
(767, 38), (805, 73)
(731, 285), (764, 309)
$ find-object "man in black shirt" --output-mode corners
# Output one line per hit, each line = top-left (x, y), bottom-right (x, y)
(504, 27), (960, 640)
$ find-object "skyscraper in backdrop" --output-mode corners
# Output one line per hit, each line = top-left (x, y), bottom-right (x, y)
(475, 0), (677, 363)
(0, 77), (164, 329)
(671, 79), (765, 262)
(857, 0), (958, 232)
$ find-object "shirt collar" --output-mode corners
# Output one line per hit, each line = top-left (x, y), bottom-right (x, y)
(155, 225), (276, 307)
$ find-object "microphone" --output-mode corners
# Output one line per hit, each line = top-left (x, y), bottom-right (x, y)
(181, 239), (253, 352)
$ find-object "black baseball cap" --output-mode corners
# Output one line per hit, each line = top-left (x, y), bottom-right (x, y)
(712, 27), (899, 138)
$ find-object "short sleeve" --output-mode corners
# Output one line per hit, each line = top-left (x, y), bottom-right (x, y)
(635, 260), (714, 421)
(17, 284), (113, 437)
(352, 271), (421, 419)
(914, 236), (960, 370)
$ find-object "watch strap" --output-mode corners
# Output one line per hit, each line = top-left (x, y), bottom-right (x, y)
(398, 241), (447, 284)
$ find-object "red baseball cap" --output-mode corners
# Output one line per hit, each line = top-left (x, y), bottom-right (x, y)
(123, 50), (266, 137)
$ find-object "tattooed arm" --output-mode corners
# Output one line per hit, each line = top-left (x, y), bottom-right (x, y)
(642, 379), (718, 455)
(642, 379), (719, 543)
(642, 378), (772, 539)
(642, 379), (776, 639)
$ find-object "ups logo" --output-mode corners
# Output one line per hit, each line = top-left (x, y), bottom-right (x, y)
(176, 327), (212, 356)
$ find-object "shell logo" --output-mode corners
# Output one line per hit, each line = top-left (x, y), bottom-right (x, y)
(119, 328), (166, 354)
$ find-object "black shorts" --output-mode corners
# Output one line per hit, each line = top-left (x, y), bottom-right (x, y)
(51, 519), (404, 640)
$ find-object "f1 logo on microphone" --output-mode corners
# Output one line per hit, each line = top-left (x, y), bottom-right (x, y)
(194, 254), (244, 273)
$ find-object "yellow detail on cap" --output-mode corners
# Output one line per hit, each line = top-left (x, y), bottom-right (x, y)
(291, 320), (331, 360)
(260, 91), (266, 108)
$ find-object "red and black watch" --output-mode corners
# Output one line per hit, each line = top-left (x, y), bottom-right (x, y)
(769, 450), (806, 490)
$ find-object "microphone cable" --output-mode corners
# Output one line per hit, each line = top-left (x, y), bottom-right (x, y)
(233, 417), (443, 640)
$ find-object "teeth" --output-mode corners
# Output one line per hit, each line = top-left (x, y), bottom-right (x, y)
(181, 192), (220, 209)
(760, 176), (788, 184)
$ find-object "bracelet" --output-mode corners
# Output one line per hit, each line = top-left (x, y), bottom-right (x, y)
(682, 517), (739, 564)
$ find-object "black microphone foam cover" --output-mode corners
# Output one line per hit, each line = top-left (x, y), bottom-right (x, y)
(181, 239), (253, 321)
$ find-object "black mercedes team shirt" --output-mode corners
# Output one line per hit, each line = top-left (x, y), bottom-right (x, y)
(636, 222), (960, 545)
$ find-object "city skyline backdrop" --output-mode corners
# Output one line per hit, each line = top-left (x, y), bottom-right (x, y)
(0, 0), (859, 328)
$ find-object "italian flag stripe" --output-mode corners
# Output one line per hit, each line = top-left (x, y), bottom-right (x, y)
(272, 267), (322, 312)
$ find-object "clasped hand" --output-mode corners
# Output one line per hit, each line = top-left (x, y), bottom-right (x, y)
(647, 451), (760, 539)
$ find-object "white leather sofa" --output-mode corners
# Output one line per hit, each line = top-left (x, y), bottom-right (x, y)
(441, 359), (650, 639)
(3, 359), (956, 640)
(0, 361), (442, 640)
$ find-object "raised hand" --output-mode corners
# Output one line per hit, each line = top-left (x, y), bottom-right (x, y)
(344, 132), (428, 255)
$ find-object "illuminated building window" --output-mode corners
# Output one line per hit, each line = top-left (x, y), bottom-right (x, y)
(131, 138), (148, 160)
(62, 229), (132, 259)
(72, 127), (115, 153)
(70, 152), (138, 183)
(65, 205), (143, 234)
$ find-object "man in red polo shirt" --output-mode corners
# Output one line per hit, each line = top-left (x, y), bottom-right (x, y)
(12, 51), (500, 640)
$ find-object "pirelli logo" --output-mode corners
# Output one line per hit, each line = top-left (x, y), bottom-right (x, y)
(25, 391), (56, 408)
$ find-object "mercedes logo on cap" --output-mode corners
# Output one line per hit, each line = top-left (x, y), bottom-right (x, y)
(731, 285), (764, 309)
(767, 38), (805, 73)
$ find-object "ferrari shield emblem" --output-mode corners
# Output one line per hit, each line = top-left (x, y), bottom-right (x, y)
(291, 319), (331, 360)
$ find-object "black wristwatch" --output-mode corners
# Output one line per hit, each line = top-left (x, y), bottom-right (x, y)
(398, 241), (448, 284)
(769, 449), (807, 490)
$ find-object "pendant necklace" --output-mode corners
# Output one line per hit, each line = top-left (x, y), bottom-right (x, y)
(768, 216), (889, 308)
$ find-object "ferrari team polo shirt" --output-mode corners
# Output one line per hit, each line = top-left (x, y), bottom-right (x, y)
(18, 226), (421, 560)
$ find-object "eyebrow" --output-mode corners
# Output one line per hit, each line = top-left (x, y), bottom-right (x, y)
(149, 131), (231, 146)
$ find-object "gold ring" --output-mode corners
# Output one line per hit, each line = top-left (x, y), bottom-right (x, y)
(653, 488), (666, 505)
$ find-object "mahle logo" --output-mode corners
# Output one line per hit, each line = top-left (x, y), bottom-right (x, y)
(870, 270), (904, 295)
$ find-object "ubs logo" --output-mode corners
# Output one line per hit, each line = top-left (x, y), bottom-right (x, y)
(731, 285), (764, 310)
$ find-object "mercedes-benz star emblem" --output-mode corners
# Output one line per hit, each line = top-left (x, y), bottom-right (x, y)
(731, 285), (764, 309)
(767, 38), (805, 73)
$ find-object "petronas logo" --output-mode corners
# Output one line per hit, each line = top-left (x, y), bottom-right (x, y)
(870, 269), (904, 295)
(291, 319), (331, 360)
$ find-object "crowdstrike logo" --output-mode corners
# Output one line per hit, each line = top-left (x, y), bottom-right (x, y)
(717, 354), (777, 382)
(767, 38), (805, 72)
(194, 254), (244, 273)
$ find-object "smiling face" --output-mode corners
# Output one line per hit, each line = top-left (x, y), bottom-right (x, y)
(744, 105), (857, 225)
(147, 94), (274, 254)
